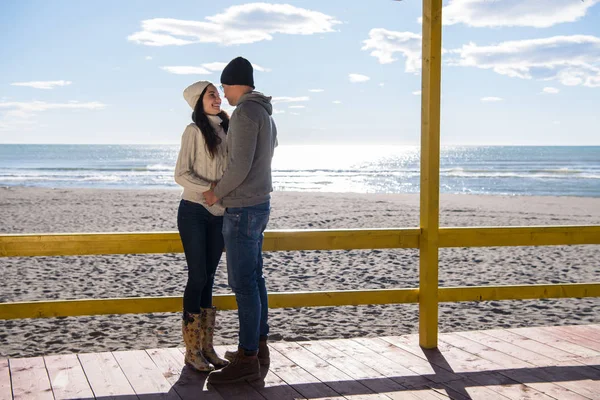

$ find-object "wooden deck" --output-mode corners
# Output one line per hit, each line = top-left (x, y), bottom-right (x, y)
(1, 324), (599, 399)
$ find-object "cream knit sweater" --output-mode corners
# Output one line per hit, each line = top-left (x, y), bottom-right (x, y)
(174, 115), (227, 215)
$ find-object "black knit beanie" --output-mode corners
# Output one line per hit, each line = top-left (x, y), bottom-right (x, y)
(220, 57), (254, 88)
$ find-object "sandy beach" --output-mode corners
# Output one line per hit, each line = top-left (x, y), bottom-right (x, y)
(0, 187), (599, 358)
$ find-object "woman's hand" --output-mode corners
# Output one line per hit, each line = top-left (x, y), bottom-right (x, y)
(203, 190), (219, 206)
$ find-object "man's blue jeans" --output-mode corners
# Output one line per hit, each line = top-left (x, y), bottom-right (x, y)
(222, 201), (270, 353)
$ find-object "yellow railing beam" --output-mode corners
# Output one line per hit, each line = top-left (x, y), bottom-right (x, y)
(2, 283), (598, 320)
(439, 283), (600, 302)
(0, 288), (420, 320)
(439, 226), (600, 247)
(1, 226), (599, 258)
(0, 229), (421, 258)
(419, 0), (443, 349)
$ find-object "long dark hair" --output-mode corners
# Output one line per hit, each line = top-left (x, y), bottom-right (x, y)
(192, 86), (229, 158)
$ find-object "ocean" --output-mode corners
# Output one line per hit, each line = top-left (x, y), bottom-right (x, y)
(0, 144), (598, 197)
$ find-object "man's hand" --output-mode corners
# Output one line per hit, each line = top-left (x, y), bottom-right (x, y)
(203, 189), (219, 206)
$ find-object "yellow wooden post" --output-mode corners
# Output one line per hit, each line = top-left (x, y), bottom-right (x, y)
(419, 0), (443, 349)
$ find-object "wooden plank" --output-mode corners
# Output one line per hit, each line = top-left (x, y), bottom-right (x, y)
(0, 359), (11, 400)
(456, 331), (559, 368)
(484, 328), (581, 362)
(272, 341), (388, 399)
(509, 326), (600, 358)
(3, 284), (599, 321)
(441, 331), (597, 400)
(213, 345), (303, 400)
(577, 355), (600, 372)
(556, 325), (600, 345)
(113, 350), (180, 399)
(9, 357), (53, 400)
(438, 333), (584, 400)
(0, 228), (421, 258)
(78, 352), (136, 399)
(352, 336), (473, 399)
(0, 288), (420, 320)
(147, 347), (225, 400)
(3, 225), (600, 258)
(305, 340), (449, 400)
(265, 343), (343, 399)
(439, 225), (600, 248)
(378, 335), (513, 400)
(44, 354), (94, 400)
(327, 338), (449, 399)
(349, 337), (455, 389)
(419, 0), (443, 350)
(546, 326), (600, 352)
(176, 347), (264, 399)
(146, 348), (185, 386)
(383, 334), (578, 400)
(438, 283), (600, 302)
(208, 378), (266, 400)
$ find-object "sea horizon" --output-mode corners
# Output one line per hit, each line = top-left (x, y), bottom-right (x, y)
(1, 144), (599, 197)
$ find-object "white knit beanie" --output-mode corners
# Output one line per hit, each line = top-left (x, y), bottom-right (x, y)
(183, 81), (212, 109)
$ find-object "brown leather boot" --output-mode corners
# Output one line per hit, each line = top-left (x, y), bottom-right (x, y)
(224, 336), (270, 366)
(207, 348), (260, 384)
(182, 312), (213, 372)
(199, 307), (229, 370)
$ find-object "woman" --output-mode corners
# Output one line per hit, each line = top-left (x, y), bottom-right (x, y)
(174, 81), (229, 371)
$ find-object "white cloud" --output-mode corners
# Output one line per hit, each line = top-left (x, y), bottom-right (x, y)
(145, 56), (153, 60)
(202, 62), (228, 72)
(362, 28), (422, 73)
(309, 89), (324, 92)
(349, 73), (370, 83)
(542, 87), (560, 94)
(272, 96), (309, 104)
(290, 112), (301, 115)
(273, 109), (286, 114)
(379, 83), (385, 87)
(289, 105), (306, 109)
(161, 66), (212, 75)
(0, 101), (106, 131)
(450, 35), (600, 88)
(481, 97), (503, 102)
(412, 90), (421, 95)
(332, 100), (342, 104)
(128, 3), (341, 46)
(252, 63), (271, 72)
(440, 0), (600, 28)
(162, 62), (270, 75)
(10, 80), (72, 90)
(0, 101), (106, 113)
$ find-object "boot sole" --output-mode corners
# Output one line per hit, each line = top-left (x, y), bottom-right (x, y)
(185, 361), (214, 373)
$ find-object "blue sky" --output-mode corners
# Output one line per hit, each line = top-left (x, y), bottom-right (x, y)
(1, 0), (599, 145)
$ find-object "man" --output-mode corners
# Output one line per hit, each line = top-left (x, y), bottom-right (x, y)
(203, 56), (277, 384)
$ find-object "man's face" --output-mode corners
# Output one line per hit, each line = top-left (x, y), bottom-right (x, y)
(221, 84), (237, 106)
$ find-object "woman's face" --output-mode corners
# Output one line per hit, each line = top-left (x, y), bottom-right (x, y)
(202, 84), (222, 115)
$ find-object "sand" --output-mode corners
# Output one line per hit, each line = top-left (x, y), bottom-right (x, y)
(0, 187), (599, 358)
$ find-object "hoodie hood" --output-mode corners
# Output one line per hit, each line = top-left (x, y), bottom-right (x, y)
(237, 91), (272, 116)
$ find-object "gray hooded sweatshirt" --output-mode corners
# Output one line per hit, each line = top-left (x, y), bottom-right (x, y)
(213, 91), (278, 207)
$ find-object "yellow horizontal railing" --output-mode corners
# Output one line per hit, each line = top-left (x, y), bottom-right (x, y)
(0, 226), (599, 320)
(1, 283), (598, 320)
(1, 225), (599, 258)
(0, 228), (420, 257)
(439, 226), (600, 248)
